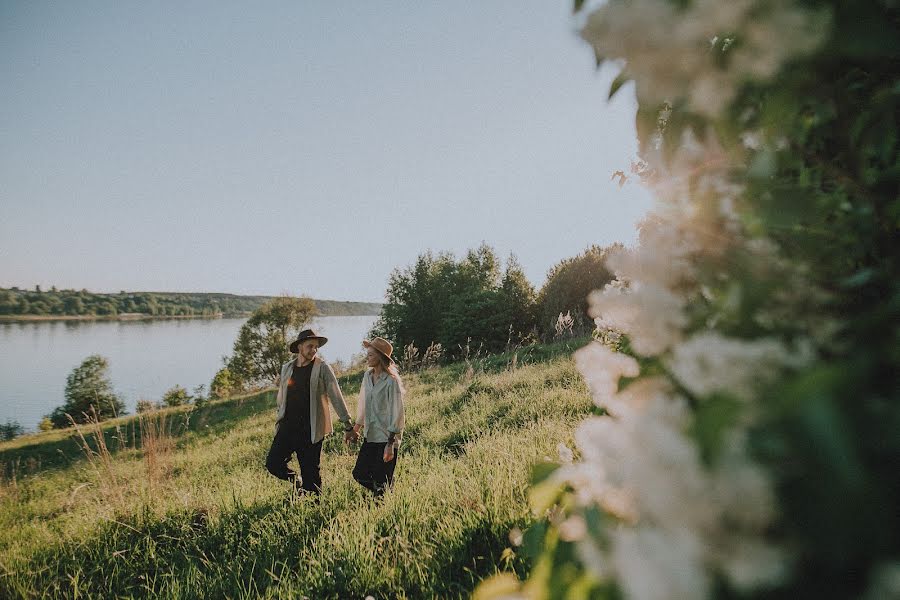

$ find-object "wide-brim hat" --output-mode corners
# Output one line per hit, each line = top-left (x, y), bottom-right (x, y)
(363, 337), (395, 364)
(289, 329), (328, 353)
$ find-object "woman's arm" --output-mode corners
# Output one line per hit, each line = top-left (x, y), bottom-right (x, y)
(387, 377), (405, 446)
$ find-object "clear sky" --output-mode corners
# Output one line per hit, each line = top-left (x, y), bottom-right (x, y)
(0, 1), (652, 303)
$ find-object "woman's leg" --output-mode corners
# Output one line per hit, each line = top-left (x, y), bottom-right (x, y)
(373, 445), (398, 497)
(353, 441), (380, 493)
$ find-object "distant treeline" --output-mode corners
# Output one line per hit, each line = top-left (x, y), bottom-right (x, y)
(0, 287), (382, 318)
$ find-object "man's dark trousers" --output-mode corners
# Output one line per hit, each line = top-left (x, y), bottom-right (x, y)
(353, 440), (398, 497)
(266, 426), (322, 494)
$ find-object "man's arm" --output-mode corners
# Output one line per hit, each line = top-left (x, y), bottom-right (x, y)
(323, 363), (354, 430)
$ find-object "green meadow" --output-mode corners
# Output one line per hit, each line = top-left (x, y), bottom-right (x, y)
(0, 339), (590, 599)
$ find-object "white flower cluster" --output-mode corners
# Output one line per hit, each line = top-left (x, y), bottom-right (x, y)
(581, 0), (831, 117)
(511, 4), (843, 599)
(560, 347), (788, 600)
(667, 331), (813, 402)
(550, 56), (818, 600)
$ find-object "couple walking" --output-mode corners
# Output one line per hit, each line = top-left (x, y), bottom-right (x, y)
(265, 329), (405, 498)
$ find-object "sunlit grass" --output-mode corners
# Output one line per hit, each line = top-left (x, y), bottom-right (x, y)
(0, 338), (589, 599)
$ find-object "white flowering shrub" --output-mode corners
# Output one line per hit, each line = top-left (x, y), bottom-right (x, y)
(477, 1), (900, 599)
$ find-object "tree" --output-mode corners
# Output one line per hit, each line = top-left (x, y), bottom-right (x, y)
(48, 355), (126, 427)
(192, 384), (208, 407)
(0, 291), (15, 315)
(536, 244), (619, 336)
(0, 420), (24, 441)
(498, 254), (538, 343)
(225, 296), (317, 388)
(161, 385), (191, 407)
(210, 367), (239, 400)
(373, 245), (539, 357)
(63, 296), (85, 315)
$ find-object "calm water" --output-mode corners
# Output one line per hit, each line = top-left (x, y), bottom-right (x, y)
(0, 315), (377, 431)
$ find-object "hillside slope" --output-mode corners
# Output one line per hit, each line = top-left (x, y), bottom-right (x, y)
(0, 339), (590, 599)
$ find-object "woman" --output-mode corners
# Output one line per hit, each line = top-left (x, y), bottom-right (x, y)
(351, 336), (405, 497)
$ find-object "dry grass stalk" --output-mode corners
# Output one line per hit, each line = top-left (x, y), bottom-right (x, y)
(0, 460), (18, 502)
(139, 410), (174, 487)
(67, 406), (123, 505)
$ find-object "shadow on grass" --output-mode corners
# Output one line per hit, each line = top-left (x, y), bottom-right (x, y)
(0, 391), (277, 477)
(1, 494), (332, 599)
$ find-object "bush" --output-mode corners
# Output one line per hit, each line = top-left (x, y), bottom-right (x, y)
(47, 355), (126, 428)
(486, 2), (900, 599)
(209, 367), (239, 400)
(135, 400), (158, 414)
(536, 245), (618, 337)
(161, 386), (191, 407)
(191, 384), (208, 408)
(0, 420), (24, 441)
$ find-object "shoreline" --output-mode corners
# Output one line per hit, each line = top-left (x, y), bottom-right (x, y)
(0, 313), (242, 323)
(0, 312), (381, 323)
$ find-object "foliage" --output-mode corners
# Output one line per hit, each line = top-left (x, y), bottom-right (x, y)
(482, 2), (900, 600)
(536, 245), (619, 336)
(47, 355), (127, 428)
(161, 385), (191, 407)
(0, 420), (23, 441)
(209, 367), (240, 400)
(0, 287), (381, 318)
(224, 296), (318, 389)
(373, 245), (538, 357)
(136, 399), (158, 414)
(191, 384), (209, 408)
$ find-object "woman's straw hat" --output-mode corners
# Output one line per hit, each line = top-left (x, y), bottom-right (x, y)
(363, 337), (395, 364)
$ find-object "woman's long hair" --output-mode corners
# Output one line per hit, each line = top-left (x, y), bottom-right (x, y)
(378, 354), (406, 396)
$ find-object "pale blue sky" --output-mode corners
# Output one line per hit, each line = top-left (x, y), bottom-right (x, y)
(0, 1), (651, 303)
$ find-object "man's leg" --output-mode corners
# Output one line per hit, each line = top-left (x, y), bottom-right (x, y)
(265, 427), (298, 482)
(352, 441), (379, 493)
(297, 439), (323, 494)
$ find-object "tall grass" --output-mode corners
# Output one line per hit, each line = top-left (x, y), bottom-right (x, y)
(0, 339), (590, 599)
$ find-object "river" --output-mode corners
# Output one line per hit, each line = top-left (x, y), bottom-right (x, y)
(0, 315), (378, 432)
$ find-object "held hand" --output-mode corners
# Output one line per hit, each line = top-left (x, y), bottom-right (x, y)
(383, 444), (395, 463)
(344, 430), (358, 446)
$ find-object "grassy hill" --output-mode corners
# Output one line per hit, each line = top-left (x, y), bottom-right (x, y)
(0, 338), (591, 599)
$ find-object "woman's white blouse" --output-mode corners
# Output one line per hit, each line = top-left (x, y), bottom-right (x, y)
(356, 369), (405, 444)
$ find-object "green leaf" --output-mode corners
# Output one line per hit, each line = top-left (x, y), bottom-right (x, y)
(608, 74), (629, 100)
(531, 460), (560, 485)
(529, 477), (565, 515)
(592, 46), (604, 68)
(521, 521), (549, 561)
(690, 393), (743, 464)
(840, 268), (875, 288)
(573, 0), (587, 13)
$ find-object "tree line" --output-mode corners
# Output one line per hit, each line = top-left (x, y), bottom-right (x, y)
(0, 287), (380, 318)
(370, 242), (621, 360)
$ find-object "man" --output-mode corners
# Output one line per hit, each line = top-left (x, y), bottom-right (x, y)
(265, 329), (357, 495)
